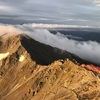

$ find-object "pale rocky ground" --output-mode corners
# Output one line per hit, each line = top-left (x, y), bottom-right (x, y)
(0, 34), (100, 100)
(0, 52), (9, 60)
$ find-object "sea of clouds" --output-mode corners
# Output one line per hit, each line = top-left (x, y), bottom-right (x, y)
(0, 23), (100, 65)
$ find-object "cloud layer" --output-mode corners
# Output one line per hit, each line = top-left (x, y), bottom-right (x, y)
(0, 23), (100, 65)
(93, 0), (100, 6)
(23, 23), (95, 29)
(0, 0), (100, 26)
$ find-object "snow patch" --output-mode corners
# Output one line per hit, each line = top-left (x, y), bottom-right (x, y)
(0, 52), (9, 60)
(19, 55), (24, 62)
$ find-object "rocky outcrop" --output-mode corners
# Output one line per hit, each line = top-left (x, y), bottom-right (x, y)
(81, 64), (100, 74)
(0, 59), (100, 100)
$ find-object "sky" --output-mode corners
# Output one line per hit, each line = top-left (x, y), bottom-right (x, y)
(0, 0), (100, 26)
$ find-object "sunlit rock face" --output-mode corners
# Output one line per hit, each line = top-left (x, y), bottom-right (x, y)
(0, 33), (100, 100)
(81, 64), (100, 74)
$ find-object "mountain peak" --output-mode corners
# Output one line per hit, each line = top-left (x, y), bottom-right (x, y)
(0, 33), (100, 100)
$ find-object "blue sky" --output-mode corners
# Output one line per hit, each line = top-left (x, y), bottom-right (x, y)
(0, 0), (100, 26)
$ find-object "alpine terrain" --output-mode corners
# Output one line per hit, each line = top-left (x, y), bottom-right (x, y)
(0, 33), (100, 100)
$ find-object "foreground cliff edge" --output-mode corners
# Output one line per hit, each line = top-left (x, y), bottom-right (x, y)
(0, 33), (100, 100)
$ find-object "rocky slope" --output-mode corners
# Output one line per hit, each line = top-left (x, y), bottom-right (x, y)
(0, 33), (100, 100)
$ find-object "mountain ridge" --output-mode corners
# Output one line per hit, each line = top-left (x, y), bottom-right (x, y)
(0, 33), (100, 100)
(0, 33), (92, 65)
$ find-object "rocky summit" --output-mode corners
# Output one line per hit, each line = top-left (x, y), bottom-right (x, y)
(0, 33), (100, 100)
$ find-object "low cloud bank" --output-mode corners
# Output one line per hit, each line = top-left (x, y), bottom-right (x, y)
(0, 23), (100, 65)
(0, 24), (23, 36)
(23, 23), (96, 28)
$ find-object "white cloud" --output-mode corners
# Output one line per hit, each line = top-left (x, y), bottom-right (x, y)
(93, 0), (100, 6)
(22, 23), (95, 29)
(96, 4), (100, 6)
(0, 23), (100, 65)
(0, 24), (23, 36)
(0, 6), (13, 15)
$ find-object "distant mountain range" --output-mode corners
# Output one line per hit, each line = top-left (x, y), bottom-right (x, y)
(0, 33), (100, 100)
(50, 30), (100, 42)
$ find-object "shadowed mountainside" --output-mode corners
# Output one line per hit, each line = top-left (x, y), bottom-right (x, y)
(50, 30), (100, 42)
